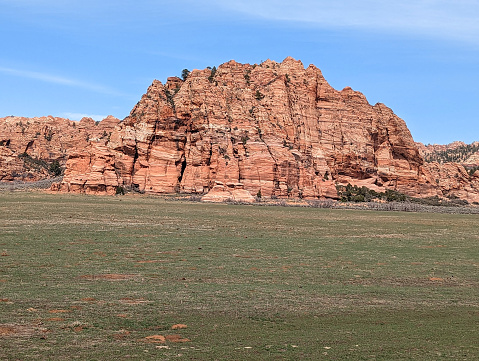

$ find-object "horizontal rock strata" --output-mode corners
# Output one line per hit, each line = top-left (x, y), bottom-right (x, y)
(2, 57), (477, 203)
(57, 58), (479, 202)
(0, 115), (119, 181)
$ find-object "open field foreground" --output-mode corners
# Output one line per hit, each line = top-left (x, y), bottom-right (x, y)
(1, 193), (478, 360)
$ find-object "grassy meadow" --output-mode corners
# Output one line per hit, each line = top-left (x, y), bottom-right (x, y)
(1, 192), (478, 360)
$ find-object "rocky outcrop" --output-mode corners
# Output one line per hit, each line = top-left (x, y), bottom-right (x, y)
(422, 162), (479, 203)
(415, 141), (479, 203)
(0, 115), (120, 181)
(417, 141), (479, 167)
(3, 57), (477, 203)
(58, 57), (455, 200)
(201, 181), (256, 203)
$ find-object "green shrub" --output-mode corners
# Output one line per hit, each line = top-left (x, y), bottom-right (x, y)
(44, 129), (53, 141)
(244, 71), (251, 85)
(208, 66), (217, 83)
(467, 166), (479, 176)
(424, 143), (479, 163)
(255, 90), (265, 100)
(181, 69), (190, 81)
(49, 160), (62, 176)
(336, 183), (407, 203)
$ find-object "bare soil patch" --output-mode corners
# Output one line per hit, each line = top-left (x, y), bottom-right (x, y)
(145, 335), (166, 343)
(0, 324), (38, 337)
(171, 324), (188, 330)
(165, 334), (190, 343)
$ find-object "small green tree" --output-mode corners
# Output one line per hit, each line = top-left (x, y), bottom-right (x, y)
(256, 189), (262, 198)
(181, 69), (190, 81)
(255, 90), (265, 100)
(49, 160), (62, 176)
(208, 66), (217, 83)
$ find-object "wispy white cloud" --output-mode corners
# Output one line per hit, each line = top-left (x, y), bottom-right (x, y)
(209, 0), (479, 44)
(60, 112), (108, 122)
(0, 66), (124, 96)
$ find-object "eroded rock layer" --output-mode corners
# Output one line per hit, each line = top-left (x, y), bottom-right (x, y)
(55, 57), (477, 202)
(2, 58), (476, 202)
(0, 116), (120, 181)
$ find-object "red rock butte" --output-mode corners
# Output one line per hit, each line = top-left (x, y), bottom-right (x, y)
(1, 57), (478, 203)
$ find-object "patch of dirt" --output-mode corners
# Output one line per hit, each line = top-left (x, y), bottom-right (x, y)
(0, 326), (16, 336)
(165, 334), (190, 343)
(145, 335), (166, 343)
(171, 324), (188, 330)
(144, 334), (190, 343)
(0, 324), (38, 337)
(49, 309), (70, 314)
(46, 317), (65, 322)
(81, 297), (97, 302)
(79, 274), (138, 281)
(429, 277), (445, 282)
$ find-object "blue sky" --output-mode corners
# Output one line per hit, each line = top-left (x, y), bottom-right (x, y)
(0, 0), (478, 144)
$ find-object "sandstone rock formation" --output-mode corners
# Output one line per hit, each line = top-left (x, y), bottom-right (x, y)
(2, 57), (478, 203)
(0, 115), (120, 181)
(414, 141), (479, 203)
(200, 181), (256, 203)
(57, 57), (479, 202)
(416, 141), (479, 167)
(422, 162), (479, 203)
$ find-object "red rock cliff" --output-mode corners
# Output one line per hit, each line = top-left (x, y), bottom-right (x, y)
(0, 115), (120, 181)
(59, 57), (476, 200)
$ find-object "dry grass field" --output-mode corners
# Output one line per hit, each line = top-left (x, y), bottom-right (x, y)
(1, 192), (478, 360)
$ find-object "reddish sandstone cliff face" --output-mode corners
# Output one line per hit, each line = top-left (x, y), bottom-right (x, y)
(415, 141), (479, 203)
(0, 115), (120, 181)
(422, 162), (479, 203)
(416, 141), (479, 167)
(59, 57), (463, 200)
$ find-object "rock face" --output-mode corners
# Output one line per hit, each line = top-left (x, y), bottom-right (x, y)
(422, 162), (479, 203)
(3, 57), (477, 203)
(415, 141), (479, 203)
(58, 57), (477, 201)
(0, 116), (120, 182)
(416, 141), (479, 167)
(201, 181), (256, 203)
